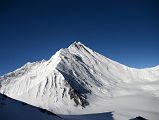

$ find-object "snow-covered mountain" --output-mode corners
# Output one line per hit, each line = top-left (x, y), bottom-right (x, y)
(0, 41), (159, 120)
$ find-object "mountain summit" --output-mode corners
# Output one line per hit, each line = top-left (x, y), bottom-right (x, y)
(0, 42), (159, 119)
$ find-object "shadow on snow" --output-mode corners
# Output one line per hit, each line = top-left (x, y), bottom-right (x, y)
(61, 112), (114, 120)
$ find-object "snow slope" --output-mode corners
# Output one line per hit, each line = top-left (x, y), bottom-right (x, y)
(0, 41), (159, 120)
(0, 93), (115, 120)
(0, 93), (62, 120)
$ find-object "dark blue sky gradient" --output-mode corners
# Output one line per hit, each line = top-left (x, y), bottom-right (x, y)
(0, 0), (159, 75)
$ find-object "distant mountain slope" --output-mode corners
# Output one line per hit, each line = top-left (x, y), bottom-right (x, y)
(0, 42), (159, 120)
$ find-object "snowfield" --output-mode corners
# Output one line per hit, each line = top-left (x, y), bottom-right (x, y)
(0, 41), (159, 120)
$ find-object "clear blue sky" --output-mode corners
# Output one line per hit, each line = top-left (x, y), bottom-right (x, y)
(0, 0), (159, 75)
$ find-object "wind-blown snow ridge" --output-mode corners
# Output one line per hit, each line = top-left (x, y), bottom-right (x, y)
(0, 41), (159, 120)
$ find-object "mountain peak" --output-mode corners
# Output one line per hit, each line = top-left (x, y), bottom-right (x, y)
(68, 41), (93, 55)
(69, 41), (84, 49)
(74, 41), (82, 44)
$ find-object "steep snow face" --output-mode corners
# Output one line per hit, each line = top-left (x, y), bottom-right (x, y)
(0, 42), (159, 119)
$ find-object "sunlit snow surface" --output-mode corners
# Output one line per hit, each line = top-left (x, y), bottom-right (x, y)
(0, 42), (159, 120)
